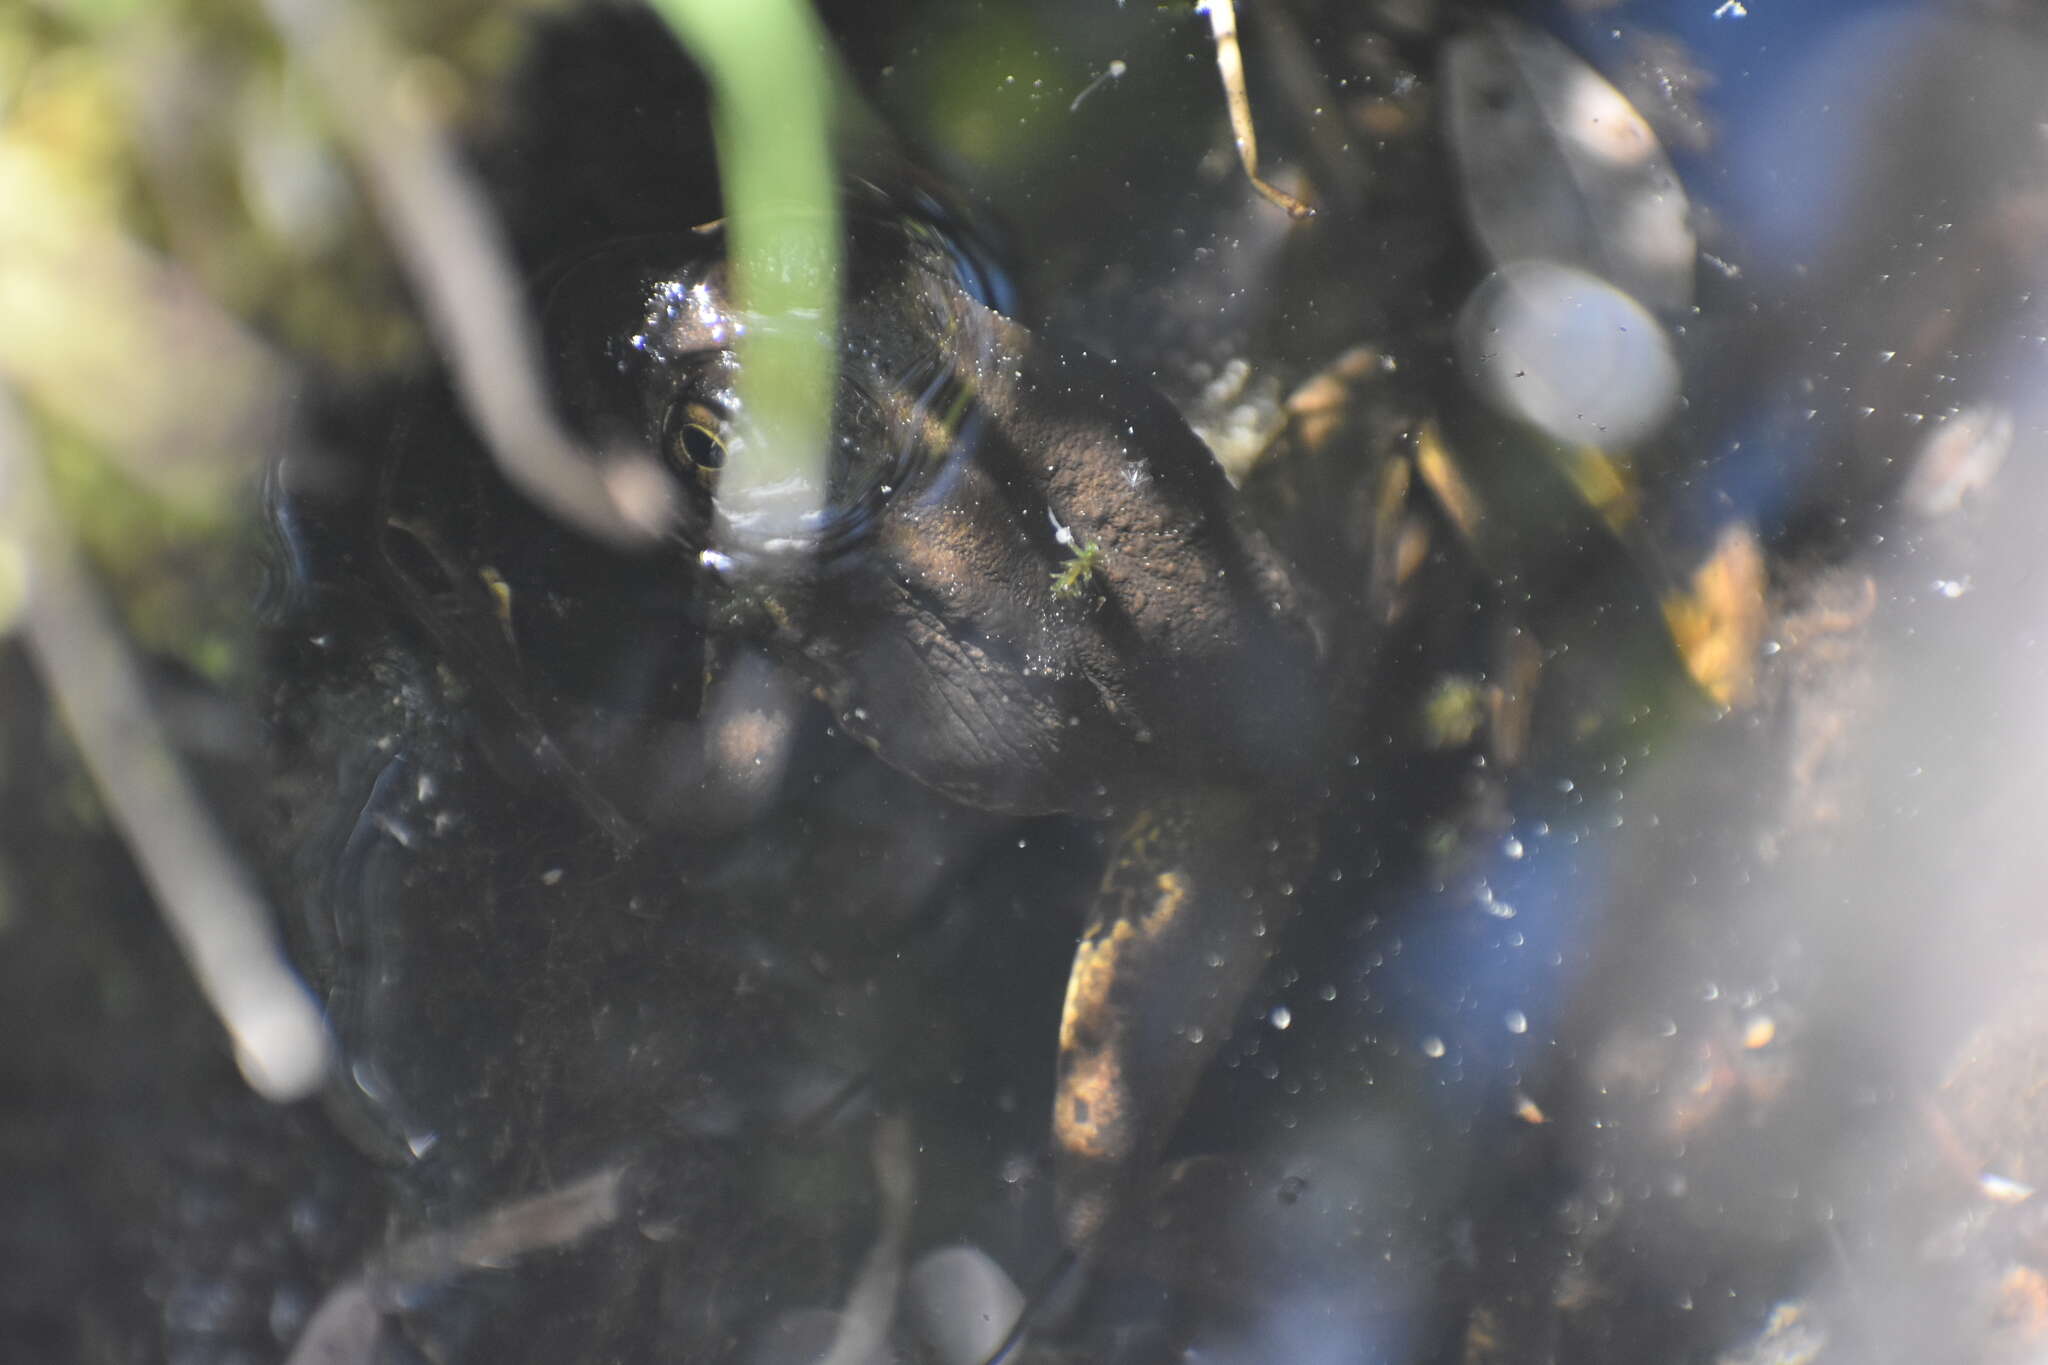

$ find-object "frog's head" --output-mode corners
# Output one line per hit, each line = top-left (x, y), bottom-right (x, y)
(544, 195), (1329, 815)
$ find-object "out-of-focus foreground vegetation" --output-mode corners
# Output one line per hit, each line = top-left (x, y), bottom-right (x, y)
(0, 0), (549, 663)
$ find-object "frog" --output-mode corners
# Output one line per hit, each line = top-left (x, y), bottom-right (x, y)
(540, 184), (1350, 1270)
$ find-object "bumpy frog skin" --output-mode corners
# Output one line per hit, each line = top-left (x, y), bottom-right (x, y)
(545, 194), (1331, 1259)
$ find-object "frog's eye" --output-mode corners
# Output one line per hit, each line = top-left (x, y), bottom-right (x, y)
(662, 400), (731, 486)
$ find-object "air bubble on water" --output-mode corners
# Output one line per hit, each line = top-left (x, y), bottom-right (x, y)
(1979, 1171), (2036, 1204)
(1421, 1035), (1446, 1059)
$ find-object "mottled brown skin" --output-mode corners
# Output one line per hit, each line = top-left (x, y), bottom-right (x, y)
(1050, 788), (1314, 1253)
(545, 202), (1329, 1260)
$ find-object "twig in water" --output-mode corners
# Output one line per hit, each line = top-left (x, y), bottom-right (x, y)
(261, 0), (675, 547)
(0, 388), (333, 1102)
(818, 1114), (916, 1365)
(286, 1165), (630, 1365)
(1198, 0), (1315, 219)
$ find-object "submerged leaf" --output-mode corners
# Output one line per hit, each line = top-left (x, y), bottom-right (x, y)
(1662, 521), (1767, 709)
(1444, 15), (1695, 312)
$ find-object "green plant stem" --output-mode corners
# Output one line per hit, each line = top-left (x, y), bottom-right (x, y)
(650, 0), (841, 542)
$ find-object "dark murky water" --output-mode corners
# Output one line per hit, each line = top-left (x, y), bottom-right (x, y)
(10, 2), (2048, 1362)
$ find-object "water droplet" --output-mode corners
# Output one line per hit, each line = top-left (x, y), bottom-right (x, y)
(1504, 1010), (1528, 1034)
(1742, 1014), (1777, 1049)
(1421, 1035), (1446, 1059)
(1270, 1005), (1293, 1030)
(1503, 836), (1524, 859)
(1980, 1171), (2035, 1204)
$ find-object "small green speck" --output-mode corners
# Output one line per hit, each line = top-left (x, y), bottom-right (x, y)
(1421, 674), (1486, 748)
(1050, 540), (1104, 601)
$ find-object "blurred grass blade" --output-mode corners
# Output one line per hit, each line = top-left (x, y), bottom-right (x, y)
(261, 0), (674, 546)
(0, 388), (333, 1103)
(650, 0), (840, 546)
